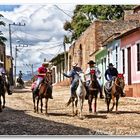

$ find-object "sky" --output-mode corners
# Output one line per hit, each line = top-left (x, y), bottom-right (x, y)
(0, 4), (76, 74)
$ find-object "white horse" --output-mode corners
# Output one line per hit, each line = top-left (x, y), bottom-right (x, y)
(66, 72), (86, 119)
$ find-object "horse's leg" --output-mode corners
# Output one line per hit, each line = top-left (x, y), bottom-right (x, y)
(2, 92), (5, 109)
(110, 95), (115, 112)
(79, 97), (84, 119)
(71, 97), (75, 116)
(88, 93), (93, 113)
(75, 97), (78, 116)
(45, 98), (49, 116)
(40, 98), (43, 113)
(32, 93), (36, 112)
(94, 92), (98, 114)
(36, 97), (39, 113)
(0, 96), (2, 112)
(116, 95), (119, 113)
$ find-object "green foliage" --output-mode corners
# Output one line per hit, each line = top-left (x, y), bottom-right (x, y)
(63, 5), (134, 43)
(0, 13), (7, 44)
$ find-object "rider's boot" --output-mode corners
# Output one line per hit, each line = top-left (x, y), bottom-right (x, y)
(33, 88), (39, 96)
(85, 86), (89, 100)
(121, 91), (126, 97)
(49, 92), (53, 99)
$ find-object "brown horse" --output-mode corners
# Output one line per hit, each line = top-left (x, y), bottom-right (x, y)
(104, 74), (125, 113)
(0, 74), (6, 112)
(88, 69), (100, 114)
(32, 77), (52, 116)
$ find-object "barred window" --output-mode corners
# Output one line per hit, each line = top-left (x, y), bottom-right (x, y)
(122, 49), (125, 74)
(137, 43), (140, 71)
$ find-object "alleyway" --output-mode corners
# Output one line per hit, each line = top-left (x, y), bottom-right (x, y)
(0, 85), (140, 136)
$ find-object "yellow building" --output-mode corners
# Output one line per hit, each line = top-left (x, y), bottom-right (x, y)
(5, 55), (12, 75)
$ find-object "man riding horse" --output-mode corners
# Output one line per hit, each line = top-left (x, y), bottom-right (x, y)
(0, 61), (12, 95)
(105, 63), (125, 97)
(32, 62), (53, 99)
(85, 60), (104, 99)
(63, 62), (82, 98)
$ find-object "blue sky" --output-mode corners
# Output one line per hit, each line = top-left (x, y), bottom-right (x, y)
(0, 5), (20, 11)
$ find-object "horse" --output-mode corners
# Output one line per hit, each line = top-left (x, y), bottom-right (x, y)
(17, 77), (24, 88)
(87, 69), (100, 114)
(0, 74), (6, 112)
(104, 74), (125, 113)
(32, 76), (53, 116)
(66, 72), (86, 119)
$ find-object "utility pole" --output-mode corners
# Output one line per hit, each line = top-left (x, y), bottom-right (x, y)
(14, 44), (28, 84)
(9, 22), (25, 86)
(63, 36), (67, 72)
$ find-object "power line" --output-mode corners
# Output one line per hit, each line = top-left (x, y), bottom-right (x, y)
(54, 5), (72, 18)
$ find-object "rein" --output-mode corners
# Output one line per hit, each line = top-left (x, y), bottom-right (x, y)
(114, 78), (123, 88)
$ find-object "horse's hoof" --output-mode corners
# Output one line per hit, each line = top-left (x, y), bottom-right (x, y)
(89, 109), (92, 113)
(2, 106), (5, 109)
(45, 114), (49, 117)
(94, 112), (98, 115)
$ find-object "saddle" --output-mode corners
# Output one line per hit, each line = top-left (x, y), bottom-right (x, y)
(104, 81), (114, 93)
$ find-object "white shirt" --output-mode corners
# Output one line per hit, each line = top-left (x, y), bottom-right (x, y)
(85, 66), (101, 81)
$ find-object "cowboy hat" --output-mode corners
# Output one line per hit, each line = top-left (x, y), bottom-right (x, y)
(87, 60), (96, 65)
(72, 62), (78, 67)
(0, 60), (4, 64)
(108, 63), (114, 67)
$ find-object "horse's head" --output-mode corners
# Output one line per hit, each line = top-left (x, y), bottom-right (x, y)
(77, 71), (86, 83)
(115, 73), (125, 92)
(90, 69), (97, 82)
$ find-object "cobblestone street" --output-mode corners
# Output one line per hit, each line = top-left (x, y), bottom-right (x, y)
(0, 85), (140, 136)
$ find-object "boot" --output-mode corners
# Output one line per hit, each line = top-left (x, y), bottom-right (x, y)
(121, 92), (126, 97)
(49, 93), (53, 99)
(33, 88), (39, 96)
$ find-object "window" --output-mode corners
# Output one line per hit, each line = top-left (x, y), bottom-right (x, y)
(108, 51), (110, 64)
(116, 46), (118, 69)
(137, 43), (140, 71)
(122, 49), (125, 73)
(79, 44), (83, 67)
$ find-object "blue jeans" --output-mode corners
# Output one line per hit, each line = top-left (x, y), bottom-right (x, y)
(70, 79), (78, 97)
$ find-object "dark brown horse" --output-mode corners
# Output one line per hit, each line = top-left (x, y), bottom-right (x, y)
(104, 74), (125, 113)
(32, 77), (52, 116)
(0, 74), (6, 112)
(88, 69), (99, 113)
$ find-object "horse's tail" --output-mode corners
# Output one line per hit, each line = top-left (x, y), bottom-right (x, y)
(66, 97), (73, 107)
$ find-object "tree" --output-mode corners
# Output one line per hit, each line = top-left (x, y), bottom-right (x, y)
(64, 5), (134, 43)
(0, 14), (7, 44)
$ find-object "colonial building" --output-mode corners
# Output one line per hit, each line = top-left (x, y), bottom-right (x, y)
(50, 51), (70, 86)
(116, 27), (140, 97)
(68, 19), (140, 73)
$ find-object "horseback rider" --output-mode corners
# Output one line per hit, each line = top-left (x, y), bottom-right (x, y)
(105, 63), (125, 97)
(33, 62), (53, 99)
(0, 61), (12, 95)
(63, 62), (82, 98)
(17, 70), (24, 86)
(85, 60), (104, 99)
(18, 70), (23, 79)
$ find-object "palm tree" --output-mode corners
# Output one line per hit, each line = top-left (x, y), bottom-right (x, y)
(0, 14), (7, 44)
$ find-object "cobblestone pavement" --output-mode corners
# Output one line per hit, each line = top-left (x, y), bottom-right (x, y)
(0, 85), (140, 136)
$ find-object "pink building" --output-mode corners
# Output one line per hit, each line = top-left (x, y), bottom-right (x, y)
(117, 27), (140, 97)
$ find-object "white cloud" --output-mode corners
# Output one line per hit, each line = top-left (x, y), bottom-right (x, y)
(0, 4), (76, 73)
